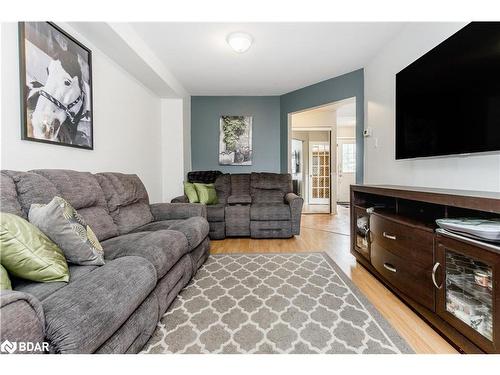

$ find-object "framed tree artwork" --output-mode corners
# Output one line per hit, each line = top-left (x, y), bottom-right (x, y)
(219, 115), (253, 165)
(19, 22), (93, 149)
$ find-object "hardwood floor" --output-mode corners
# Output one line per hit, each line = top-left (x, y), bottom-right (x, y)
(211, 207), (458, 354)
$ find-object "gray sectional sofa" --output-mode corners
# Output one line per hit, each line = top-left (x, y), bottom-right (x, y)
(173, 172), (304, 240)
(0, 169), (210, 353)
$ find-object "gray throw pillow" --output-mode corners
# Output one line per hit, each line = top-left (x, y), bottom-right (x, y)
(29, 196), (105, 266)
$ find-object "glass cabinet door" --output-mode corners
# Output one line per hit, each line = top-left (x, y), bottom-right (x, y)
(353, 206), (370, 261)
(436, 235), (499, 353)
(444, 250), (493, 340)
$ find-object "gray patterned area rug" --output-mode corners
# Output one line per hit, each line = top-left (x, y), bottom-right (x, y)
(142, 253), (413, 354)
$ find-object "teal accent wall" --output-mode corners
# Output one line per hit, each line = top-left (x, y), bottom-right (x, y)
(191, 96), (281, 173)
(191, 69), (364, 182)
(280, 69), (364, 183)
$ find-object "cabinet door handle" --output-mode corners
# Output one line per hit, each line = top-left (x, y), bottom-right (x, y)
(383, 232), (397, 240)
(432, 262), (443, 289)
(383, 263), (397, 273)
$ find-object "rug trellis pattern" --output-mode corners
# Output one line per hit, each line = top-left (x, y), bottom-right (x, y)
(142, 253), (413, 354)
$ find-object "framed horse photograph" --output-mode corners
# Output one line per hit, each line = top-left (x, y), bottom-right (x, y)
(18, 22), (93, 149)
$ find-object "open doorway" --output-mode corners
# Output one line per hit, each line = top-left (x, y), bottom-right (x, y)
(289, 97), (356, 214)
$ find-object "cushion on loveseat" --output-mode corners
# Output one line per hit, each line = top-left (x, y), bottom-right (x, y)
(42, 256), (156, 353)
(96, 173), (154, 234)
(101, 230), (189, 279)
(250, 172), (292, 204)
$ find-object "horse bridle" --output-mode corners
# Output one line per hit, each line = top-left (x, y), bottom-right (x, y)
(38, 89), (85, 125)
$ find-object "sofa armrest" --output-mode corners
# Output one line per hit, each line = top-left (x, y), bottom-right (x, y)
(285, 193), (304, 235)
(171, 195), (188, 203)
(0, 290), (46, 353)
(150, 202), (207, 221)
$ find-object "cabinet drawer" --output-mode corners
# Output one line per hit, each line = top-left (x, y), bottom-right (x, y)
(371, 242), (435, 311)
(370, 213), (434, 268)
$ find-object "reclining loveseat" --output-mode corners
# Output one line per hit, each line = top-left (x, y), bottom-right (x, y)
(173, 171), (304, 240)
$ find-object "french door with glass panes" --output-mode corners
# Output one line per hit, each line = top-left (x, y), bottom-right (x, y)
(308, 141), (330, 204)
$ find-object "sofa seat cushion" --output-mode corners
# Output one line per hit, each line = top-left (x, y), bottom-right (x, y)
(12, 264), (100, 302)
(42, 256), (156, 353)
(227, 194), (252, 205)
(101, 230), (189, 279)
(207, 204), (225, 222)
(250, 203), (291, 221)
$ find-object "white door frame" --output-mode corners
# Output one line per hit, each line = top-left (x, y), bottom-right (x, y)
(288, 116), (338, 215)
(308, 140), (330, 205)
(337, 137), (356, 203)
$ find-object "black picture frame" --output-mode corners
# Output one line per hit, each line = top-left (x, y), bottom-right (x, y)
(18, 22), (94, 150)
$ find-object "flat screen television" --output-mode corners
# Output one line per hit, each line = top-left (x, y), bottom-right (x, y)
(395, 22), (500, 159)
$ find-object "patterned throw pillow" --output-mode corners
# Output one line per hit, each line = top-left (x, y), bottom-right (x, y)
(29, 196), (105, 266)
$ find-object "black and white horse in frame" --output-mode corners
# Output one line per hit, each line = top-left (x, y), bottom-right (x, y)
(26, 25), (91, 147)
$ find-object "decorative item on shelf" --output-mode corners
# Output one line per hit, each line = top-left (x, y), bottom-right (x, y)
(436, 218), (500, 243)
(19, 22), (93, 149)
(474, 269), (491, 288)
(219, 115), (252, 165)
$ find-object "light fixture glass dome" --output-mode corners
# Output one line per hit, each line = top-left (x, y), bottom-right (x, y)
(227, 32), (253, 53)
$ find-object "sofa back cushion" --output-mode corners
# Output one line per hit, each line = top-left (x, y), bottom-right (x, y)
(0, 172), (25, 218)
(1, 170), (118, 241)
(250, 173), (292, 204)
(230, 174), (250, 195)
(30, 170), (119, 241)
(96, 172), (153, 234)
(214, 174), (231, 204)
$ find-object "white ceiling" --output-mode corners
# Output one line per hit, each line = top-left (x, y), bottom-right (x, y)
(131, 22), (406, 96)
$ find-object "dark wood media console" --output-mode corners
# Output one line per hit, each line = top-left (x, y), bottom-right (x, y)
(350, 185), (500, 353)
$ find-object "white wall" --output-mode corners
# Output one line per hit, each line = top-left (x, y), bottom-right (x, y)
(182, 96), (192, 175)
(337, 126), (355, 138)
(161, 98), (185, 202)
(0, 22), (170, 202)
(364, 23), (500, 192)
(291, 109), (336, 128)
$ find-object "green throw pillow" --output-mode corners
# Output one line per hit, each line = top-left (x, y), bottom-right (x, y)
(0, 212), (69, 283)
(194, 183), (218, 205)
(184, 182), (199, 203)
(0, 265), (11, 290)
(29, 196), (105, 266)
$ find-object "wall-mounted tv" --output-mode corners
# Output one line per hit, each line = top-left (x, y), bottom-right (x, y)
(396, 22), (500, 160)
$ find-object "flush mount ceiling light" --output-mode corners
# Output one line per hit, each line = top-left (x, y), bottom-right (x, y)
(227, 32), (253, 53)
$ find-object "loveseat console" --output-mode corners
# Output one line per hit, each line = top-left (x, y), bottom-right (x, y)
(350, 185), (500, 353)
